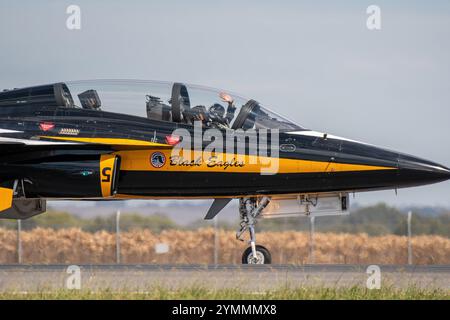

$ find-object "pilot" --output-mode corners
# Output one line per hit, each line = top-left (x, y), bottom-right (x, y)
(208, 92), (236, 129)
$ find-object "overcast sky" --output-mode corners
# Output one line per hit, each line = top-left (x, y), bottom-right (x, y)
(1, 1), (449, 207)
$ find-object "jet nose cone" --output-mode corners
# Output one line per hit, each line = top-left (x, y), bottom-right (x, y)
(398, 155), (450, 187)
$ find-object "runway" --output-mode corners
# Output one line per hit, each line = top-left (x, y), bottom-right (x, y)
(0, 265), (449, 291)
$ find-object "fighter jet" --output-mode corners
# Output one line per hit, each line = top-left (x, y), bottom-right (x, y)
(0, 80), (448, 264)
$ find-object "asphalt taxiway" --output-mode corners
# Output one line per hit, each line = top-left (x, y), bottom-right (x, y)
(0, 264), (448, 291)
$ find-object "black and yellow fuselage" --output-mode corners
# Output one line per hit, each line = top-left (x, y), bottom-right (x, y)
(0, 104), (449, 202)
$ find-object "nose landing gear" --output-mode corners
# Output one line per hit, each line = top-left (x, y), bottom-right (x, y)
(242, 245), (271, 264)
(236, 197), (272, 264)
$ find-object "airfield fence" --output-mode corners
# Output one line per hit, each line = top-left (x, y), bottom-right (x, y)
(1, 211), (449, 265)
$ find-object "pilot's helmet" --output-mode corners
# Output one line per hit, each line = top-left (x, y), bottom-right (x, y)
(209, 103), (225, 120)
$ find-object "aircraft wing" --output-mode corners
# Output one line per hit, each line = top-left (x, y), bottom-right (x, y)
(204, 198), (233, 220)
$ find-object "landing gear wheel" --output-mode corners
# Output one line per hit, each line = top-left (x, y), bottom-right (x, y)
(242, 245), (272, 264)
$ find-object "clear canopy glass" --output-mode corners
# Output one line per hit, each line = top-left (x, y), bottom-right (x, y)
(64, 80), (304, 131)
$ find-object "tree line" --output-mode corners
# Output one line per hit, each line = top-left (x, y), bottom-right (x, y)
(0, 203), (448, 237)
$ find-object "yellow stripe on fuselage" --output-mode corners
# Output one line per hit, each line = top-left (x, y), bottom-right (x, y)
(39, 136), (396, 174)
(116, 149), (396, 174)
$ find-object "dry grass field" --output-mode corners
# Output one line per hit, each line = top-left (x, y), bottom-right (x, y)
(0, 228), (449, 264)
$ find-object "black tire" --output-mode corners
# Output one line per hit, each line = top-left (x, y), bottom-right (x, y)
(242, 245), (272, 264)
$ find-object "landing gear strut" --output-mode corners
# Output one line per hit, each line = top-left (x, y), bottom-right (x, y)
(236, 197), (271, 264)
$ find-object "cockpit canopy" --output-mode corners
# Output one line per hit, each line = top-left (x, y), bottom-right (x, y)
(0, 80), (304, 131)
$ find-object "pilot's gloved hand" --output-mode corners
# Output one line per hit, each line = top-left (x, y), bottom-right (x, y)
(219, 92), (234, 105)
(193, 114), (205, 122)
